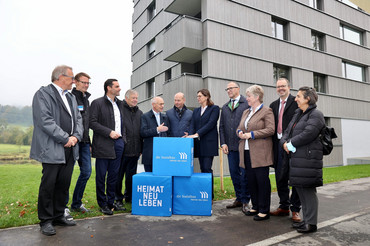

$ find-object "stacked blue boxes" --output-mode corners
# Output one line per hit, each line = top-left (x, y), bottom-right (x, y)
(132, 137), (212, 217)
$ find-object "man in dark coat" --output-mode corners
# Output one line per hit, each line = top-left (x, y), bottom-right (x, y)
(89, 79), (126, 215)
(269, 78), (301, 222)
(69, 72), (92, 214)
(115, 89), (143, 205)
(167, 92), (193, 137)
(140, 96), (170, 172)
(219, 82), (251, 212)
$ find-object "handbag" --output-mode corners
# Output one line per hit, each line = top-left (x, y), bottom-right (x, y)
(320, 126), (337, 155)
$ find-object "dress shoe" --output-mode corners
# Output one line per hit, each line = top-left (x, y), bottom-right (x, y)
(53, 217), (76, 226)
(297, 224), (317, 233)
(292, 221), (305, 229)
(100, 206), (113, 215)
(270, 208), (290, 216)
(226, 200), (243, 209)
(113, 202), (126, 211)
(291, 211), (302, 222)
(254, 213), (270, 221)
(40, 223), (56, 236)
(244, 210), (258, 216)
(242, 203), (250, 214)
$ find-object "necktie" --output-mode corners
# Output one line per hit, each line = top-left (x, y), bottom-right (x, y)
(277, 100), (286, 134)
(231, 99), (235, 110)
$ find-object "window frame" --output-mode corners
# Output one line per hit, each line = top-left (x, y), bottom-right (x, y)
(271, 18), (289, 41)
(313, 73), (327, 93)
(273, 64), (290, 83)
(342, 61), (366, 82)
(339, 24), (363, 45)
(311, 31), (325, 51)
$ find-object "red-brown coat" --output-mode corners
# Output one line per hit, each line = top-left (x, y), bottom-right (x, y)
(237, 106), (275, 168)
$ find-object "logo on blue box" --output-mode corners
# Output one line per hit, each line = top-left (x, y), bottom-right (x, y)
(153, 137), (193, 176)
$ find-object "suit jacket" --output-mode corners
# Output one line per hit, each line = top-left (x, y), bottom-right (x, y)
(189, 105), (220, 157)
(166, 106), (193, 137)
(30, 84), (83, 164)
(237, 105), (275, 168)
(140, 110), (170, 166)
(269, 94), (298, 168)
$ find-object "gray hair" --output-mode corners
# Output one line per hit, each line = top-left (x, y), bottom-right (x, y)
(51, 65), (73, 82)
(229, 81), (240, 88)
(151, 96), (162, 104)
(276, 78), (291, 87)
(298, 86), (318, 105)
(246, 85), (264, 103)
(125, 89), (138, 99)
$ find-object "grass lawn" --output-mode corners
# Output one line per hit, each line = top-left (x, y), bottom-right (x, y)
(1, 163), (370, 229)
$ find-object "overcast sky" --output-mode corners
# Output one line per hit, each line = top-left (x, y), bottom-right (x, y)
(0, 0), (134, 106)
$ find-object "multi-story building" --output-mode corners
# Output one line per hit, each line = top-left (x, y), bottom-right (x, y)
(131, 0), (370, 169)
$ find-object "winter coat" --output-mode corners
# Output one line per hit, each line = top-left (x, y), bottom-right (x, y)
(71, 88), (91, 143)
(122, 100), (143, 156)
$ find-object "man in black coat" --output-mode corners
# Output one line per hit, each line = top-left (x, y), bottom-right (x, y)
(115, 89), (143, 205)
(269, 78), (301, 222)
(140, 96), (170, 172)
(89, 79), (126, 215)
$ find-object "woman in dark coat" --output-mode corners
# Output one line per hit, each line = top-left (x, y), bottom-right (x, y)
(280, 86), (325, 233)
(187, 89), (220, 198)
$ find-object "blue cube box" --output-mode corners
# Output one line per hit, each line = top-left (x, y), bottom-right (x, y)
(173, 173), (212, 216)
(132, 172), (172, 217)
(153, 137), (193, 177)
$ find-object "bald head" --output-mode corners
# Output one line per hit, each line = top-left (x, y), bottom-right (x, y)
(151, 96), (164, 113)
(174, 92), (185, 109)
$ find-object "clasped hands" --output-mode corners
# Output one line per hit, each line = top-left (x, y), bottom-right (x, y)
(64, 136), (78, 147)
(238, 130), (252, 140)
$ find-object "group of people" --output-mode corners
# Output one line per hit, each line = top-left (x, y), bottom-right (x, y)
(30, 65), (325, 236)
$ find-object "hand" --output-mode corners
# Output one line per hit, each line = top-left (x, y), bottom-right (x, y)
(157, 123), (169, 133)
(238, 131), (251, 140)
(109, 131), (121, 139)
(182, 132), (189, 138)
(283, 142), (290, 154)
(187, 133), (199, 139)
(221, 145), (229, 154)
(64, 136), (77, 147)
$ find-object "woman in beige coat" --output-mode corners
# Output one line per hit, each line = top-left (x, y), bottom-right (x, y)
(237, 85), (275, 221)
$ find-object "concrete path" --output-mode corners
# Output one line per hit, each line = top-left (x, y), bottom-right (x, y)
(1, 177), (370, 246)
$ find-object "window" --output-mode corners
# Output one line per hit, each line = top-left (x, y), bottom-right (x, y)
(309, 0), (323, 10)
(271, 18), (288, 40)
(147, 78), (155, 98)
(313, 73), (326, 93)
(311, 31), (325, 51)
(147, 39), (155, 59)
(340, 24), (363, 45)
(165, 69), (172, 82)
(147, 0), (156, 22)
(273, 65), (290, 82)
(342, 61), (365, 82)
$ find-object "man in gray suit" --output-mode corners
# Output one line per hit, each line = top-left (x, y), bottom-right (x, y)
(30, 65), (83, 236)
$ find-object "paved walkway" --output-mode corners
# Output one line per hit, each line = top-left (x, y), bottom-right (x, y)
(1, 177), (370, 246)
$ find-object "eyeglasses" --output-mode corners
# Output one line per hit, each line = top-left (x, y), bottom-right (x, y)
(276, 85), (287, 89)
(62, 74), (75, 81)
(225, 87), (238, 91)
(77, 80), (91, 85)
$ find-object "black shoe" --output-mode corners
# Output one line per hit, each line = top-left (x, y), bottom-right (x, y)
(100, 206), (113, 215)
(244, 210), (258, 216)
(53, 217), (76, 226)
(113, 202), (126, 211)
(297, 224), (317, 233)
(253, 213), (270, 221)
(40, 223), (56, 236)
(292, 221), (305, 229)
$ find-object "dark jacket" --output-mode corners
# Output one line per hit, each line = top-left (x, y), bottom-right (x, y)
(219, 95), (249, 151)
(122, 100), (143, 156)
(71, 88), (91, 143)
(166, 105), (193, 137)
(280, 104), (325, 188)
(140, 110), (170, 166)
(89, 96), (125, 159)
(269, 94), (298, 168)
(189, 105), (220, 157)
(30, 84), (83, 163)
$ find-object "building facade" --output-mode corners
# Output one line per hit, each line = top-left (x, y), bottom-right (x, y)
(131, 0), (370, 167)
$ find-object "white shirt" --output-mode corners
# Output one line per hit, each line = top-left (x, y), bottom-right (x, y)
(201, 106), (208, 116)
(152, 110), (161, 126)
(277, 97), (287, 139)
(231, 95), (241, 106)
(52, 83), (73, 134)
(107, 96), (121, 136)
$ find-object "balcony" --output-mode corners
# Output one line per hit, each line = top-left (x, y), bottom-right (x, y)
(162, 73), (203, 109)
(165, 0), (201, 17)
(163, 16), (203, 64)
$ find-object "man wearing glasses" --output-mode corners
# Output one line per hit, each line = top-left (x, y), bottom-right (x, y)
(30, 65), (83, 236)
(68, 72), (92, 214)
(269, 78), (301, 222)
(219, 82), (251, 213)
